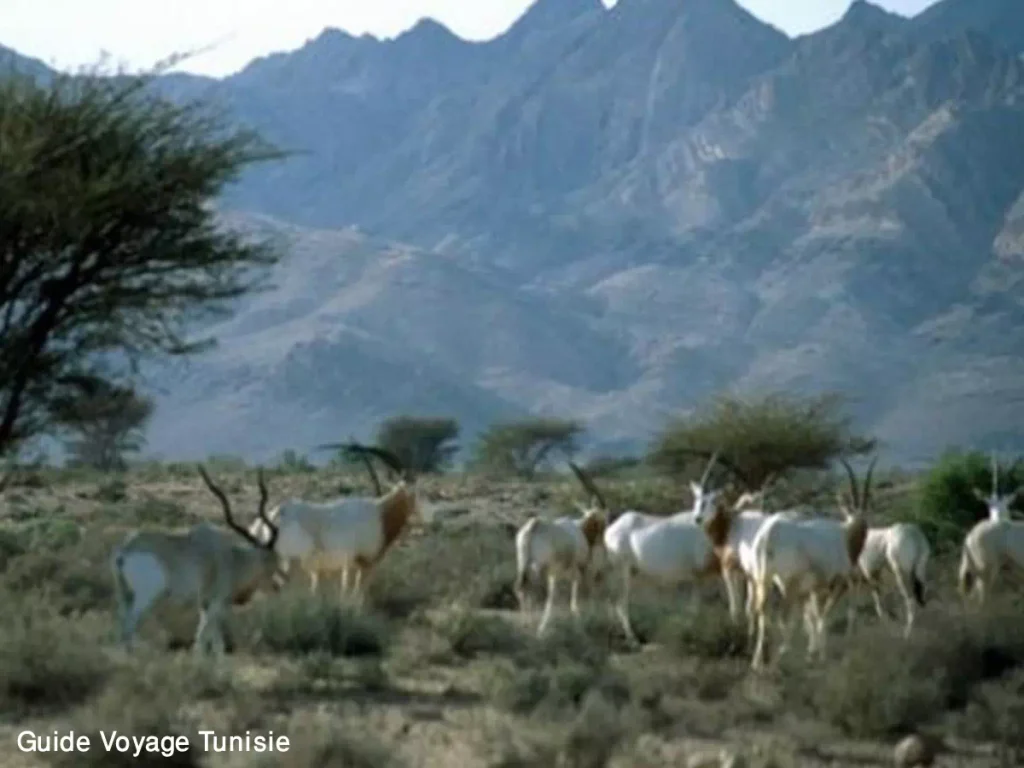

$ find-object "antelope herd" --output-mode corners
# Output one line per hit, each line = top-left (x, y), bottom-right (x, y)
(100, 442), (1023, 673)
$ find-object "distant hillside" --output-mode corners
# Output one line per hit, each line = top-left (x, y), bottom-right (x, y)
(3, 0), (1024, 465)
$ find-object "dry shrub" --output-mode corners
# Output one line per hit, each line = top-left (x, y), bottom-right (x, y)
(242, 593), (391, 657)
(487, 619), (631, 717)
(782, 597), (1024, 737)
(261, 712), (405, 768)
(44, 655), (232, 768)
(432, 605), (526, 658)
(655, 599), (748, 659)
(0, 597), (110, 717)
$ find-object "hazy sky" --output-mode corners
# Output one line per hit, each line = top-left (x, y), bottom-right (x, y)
(5, 0), (941, 77)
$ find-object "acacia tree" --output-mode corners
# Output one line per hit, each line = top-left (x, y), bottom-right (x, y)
(471, 418), (584, 479)
(375, 415), (460, 474)
(0, 64), (281, 455)
(648, 392), (874, 490)
(53, 381), (154, 471)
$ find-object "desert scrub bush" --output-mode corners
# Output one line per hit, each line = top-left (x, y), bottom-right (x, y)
(386, 523), (516, 609)
(244, 593), (391, 657)
(0, 598), (111, 717)
(0, 526), (27, 569)
(362, 562), (435, 619)
(487, 619), (630, 717)
(93, 477), (129, 502)
(783, 598), (1024, 737)
(655, 599), (748, 659)
(911, 450), (1023, 552)
(45, 656), (230, 768)
(3, 546), (114, 614)
(126, 495), (199, 526)
(262, 712), (405, 768)
(489, 659), (631, 718)
(431, 605), (526, 658)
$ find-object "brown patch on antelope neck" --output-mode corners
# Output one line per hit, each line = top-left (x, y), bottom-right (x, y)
(702, 497), (734, 548)
(374, 484), (417, 563)
(580, 513), (605, 550)
(845, 517), (869, 565)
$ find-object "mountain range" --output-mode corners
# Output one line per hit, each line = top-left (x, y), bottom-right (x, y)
(4, 0), (1024, 466)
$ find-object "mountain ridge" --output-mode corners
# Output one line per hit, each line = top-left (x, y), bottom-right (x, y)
(2, 0), (1023, 465)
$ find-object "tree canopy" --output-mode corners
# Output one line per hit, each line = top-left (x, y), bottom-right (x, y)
(471, 418), (583, 478)
(375, 415), (460, 474)
(53, 381), (153, 471)
(0, 64), (282, 455)
(648, 392), (875, 490)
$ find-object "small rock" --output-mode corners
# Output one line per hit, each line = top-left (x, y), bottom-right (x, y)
(893, 733), (940, 767)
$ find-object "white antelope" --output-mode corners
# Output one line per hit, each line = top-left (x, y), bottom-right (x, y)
(110, 466), (282, 655)
(513, 462), (609, 635)
(749, 458), (876, 672)
(849, 521), (931, 638)
(604, 452), (736, 644)
(958, 458), (1024, 604)
(266, 443), (423, 599)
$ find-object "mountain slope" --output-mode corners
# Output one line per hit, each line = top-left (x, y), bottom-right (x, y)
(4, 0), (1024, 464)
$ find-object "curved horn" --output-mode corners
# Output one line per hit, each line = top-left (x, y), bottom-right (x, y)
(699, 450), (720, 488)
(346, 443), (407, 478)
(839, 458), (861, 510)
(992, 451), (999, 496)
(198, 464), (267, 549)
(568, 461), (606, 510)
(862, 456), (878, 508)
(314, 441), (384, 494)
(357, 451), (383, 496)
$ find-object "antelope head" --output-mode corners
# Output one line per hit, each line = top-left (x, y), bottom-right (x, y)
(197, 465), (285, 594)
(972, 452), (1022, 522)
(690, 451), (723, 524)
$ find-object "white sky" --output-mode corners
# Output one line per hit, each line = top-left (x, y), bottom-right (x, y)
(3, 0), (941, 78)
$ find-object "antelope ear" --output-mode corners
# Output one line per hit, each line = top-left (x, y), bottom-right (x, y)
(972, 488), (988, 502)
(689, 481), (701, 496)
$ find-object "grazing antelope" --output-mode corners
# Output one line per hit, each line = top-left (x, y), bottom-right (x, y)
(268, 444), (423, 599)
(110, 466), (282, 655)
(749, 457), (876, 672)
(604, 452), (737, 644)
(849, 521), (931, 638)
(513, 462), (609, 635)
